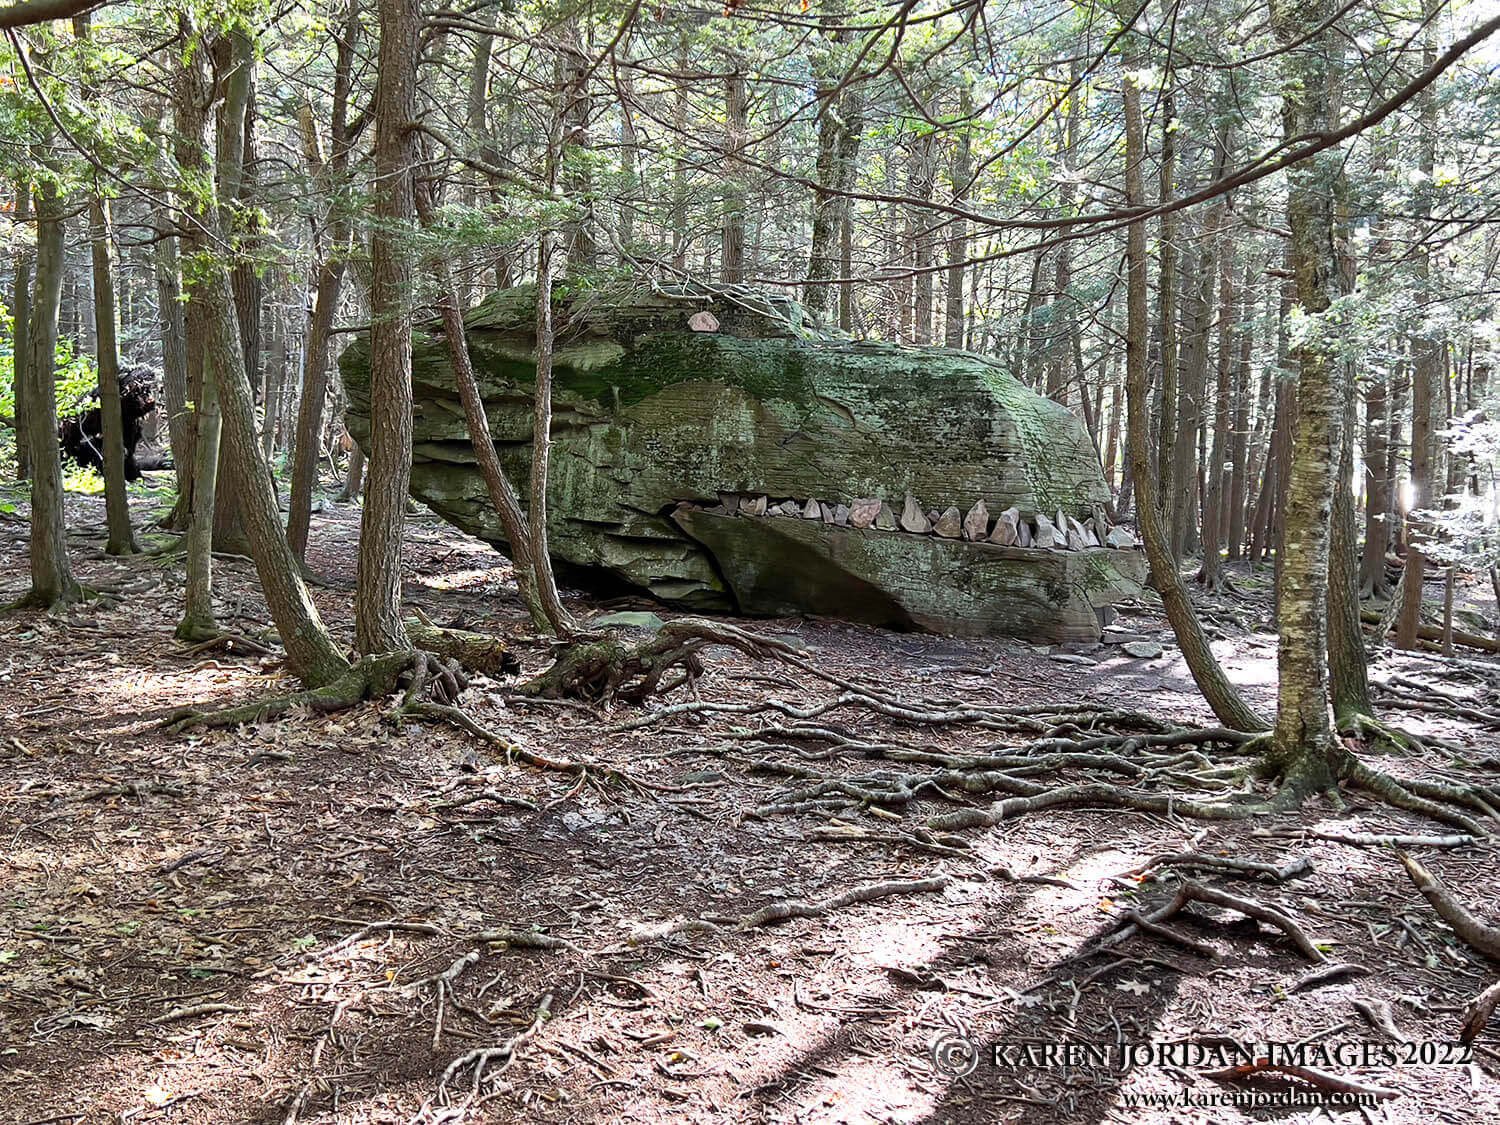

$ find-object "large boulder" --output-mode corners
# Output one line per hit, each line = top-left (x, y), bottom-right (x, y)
(340, 283), (1144, 641)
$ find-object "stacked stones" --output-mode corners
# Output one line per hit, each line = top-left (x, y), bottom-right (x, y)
(699, 493), (1140, 551)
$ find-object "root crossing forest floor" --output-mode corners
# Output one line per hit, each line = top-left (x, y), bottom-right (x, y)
(1, 493), (1498, 1125)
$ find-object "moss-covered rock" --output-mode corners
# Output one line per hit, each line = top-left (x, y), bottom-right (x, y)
(341, 282), (1142, 639)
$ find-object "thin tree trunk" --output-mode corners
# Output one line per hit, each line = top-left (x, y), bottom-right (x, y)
(1397, 2), (1444, 651)
(944, 88), (971, 349)
(1226, 265), (1254, 559)
(87, 195), (138, 554)
(1197, 214), (1234, 588)
(340, 444), (364, 501)
(153, 187), (190, 498)
(19, 179), (81, 608)
(1117, 20), (1264, 733)
(12, 181), (32, 481)
(528, 233), (576, 634)
(721, 64), (747, 284)
(178, 356), (221, 639)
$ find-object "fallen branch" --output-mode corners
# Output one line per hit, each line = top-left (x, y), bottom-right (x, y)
(1397, 851), (1500, 961)
(1203, 1059), (1398, 1100)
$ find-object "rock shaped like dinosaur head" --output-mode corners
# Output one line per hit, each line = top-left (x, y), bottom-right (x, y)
(341, 282), (1143, 641)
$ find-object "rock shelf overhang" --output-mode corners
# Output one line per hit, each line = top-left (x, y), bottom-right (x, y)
(340, 282), (1146, 641)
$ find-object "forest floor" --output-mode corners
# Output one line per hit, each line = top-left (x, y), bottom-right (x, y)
(0, 486), (1498, 1125)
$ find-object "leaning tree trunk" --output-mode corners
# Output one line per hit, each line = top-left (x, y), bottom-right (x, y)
(19, 180), (81, 609)
(414, 181), (557, 633)
(354, 0), (420, 656)
(1117, 24), (1265, 734)
(174, 19), (348, 688)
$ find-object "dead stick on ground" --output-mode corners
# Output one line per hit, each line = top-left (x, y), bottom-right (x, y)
(1397, 851), (1500, 961)
(1203, 1060), (1398, 1100)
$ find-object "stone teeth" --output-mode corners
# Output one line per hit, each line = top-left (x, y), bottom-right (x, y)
(990, 506), (1020, 546)
(849, 498), (881, 528)
(899, 495), (930, 534)
(875, 501), (899, 531)
(933, 506), (963, 538)
(1033, 511), (1060, 549)
(963, 500), (989, 541)
(743, 495), (767, 516)
(801, 498), (822, 519)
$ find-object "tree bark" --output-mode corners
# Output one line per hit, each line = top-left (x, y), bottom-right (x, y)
(19, 179), (81, 608)
(355, 0), (421, 655)
(173, 20), (348, 687)
(11, 180), (32, 482)
(721, 63), (747, 284)
(944, 88), (972, 349)
(1268, 0), (1345, 792)
(87, 195), (138, 555)
(527, 234), (576, 636)
(153, 185), (190, 499)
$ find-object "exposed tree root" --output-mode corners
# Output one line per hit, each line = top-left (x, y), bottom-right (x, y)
(1460, 978), (1500, 1044)
(627, 874), (950, 945)
(518, 617), (802, 703)
(1397, 851), (1500, 961)
(1092, 882), (1327, 964)
(162, 651), (412, 732)
(406, 613), (519, 677)
(1129, 852), (1313, 884)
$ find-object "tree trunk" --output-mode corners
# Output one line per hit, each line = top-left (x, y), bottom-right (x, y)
(721, 64), (747, 285)
(1197, 212), (1235, 588)
(1117, 18), (1265, 733)
(355, 0), (420, 655)
(803, 7), (846, 318)
(210, 27), (256, 555)
(286, 8), (358, 561)
(12, 180), (32, 481)
(1358, 365), (1393, 597)
(19, 179), (81, 608)
(944, 89), (971, 349)
(340, 444), (364, 501)
(1156, 88), (1178, 510)
(153, 187), (190, 498)
(87, 196), (138, 555)
(178, 356), (221, 639)
(1396, 9), (1443, 652)
(1226, 265), (1254, 560)
(1268, 0), (1345, 792)
(527, 234), (576, 636)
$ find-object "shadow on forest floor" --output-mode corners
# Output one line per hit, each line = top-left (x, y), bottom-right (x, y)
(0, 492), (1496, 1124)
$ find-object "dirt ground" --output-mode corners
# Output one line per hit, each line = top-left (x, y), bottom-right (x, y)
(0, 489), (1497, 1125)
